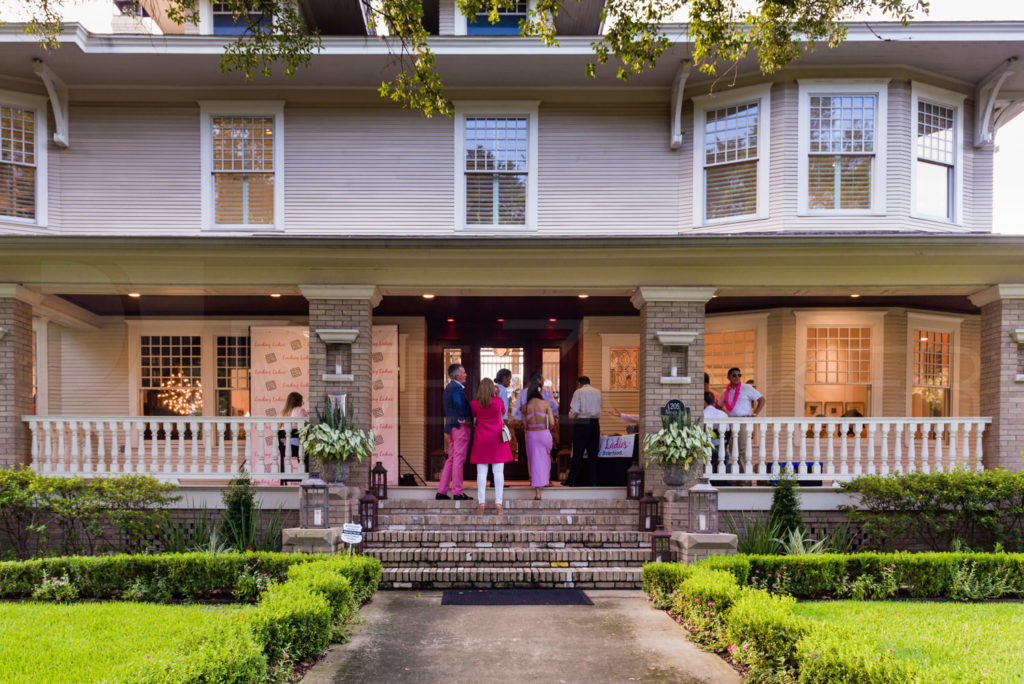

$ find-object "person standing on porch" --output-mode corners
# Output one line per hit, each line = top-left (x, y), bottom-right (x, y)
(437, 363), (473, 501)
(525, 384), (557, 499)
(717, 367), (764, 418)
(568, 376), (602, 487)
(470, 378), (514, 514)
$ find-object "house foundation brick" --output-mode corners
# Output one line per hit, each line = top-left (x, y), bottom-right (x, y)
(301, 285), (380, 488)
(972, 286), (1024, 472)
(0, 287), (33, 468)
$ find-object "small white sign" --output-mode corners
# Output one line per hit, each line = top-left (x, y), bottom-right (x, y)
(341, 522), (363, 545)
(598, 434), (635, 458)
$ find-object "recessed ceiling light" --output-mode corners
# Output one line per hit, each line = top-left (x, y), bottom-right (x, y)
(270, 293), (281, 298)
(850, 294), (861, 298)
(497, 318), (505, 323)
(549, 318), (557, 322)
(422, 294), (435, 299)
(447, 318), (454, 323)
(578, 294), (589, 299)
(128, 293), (141, 298)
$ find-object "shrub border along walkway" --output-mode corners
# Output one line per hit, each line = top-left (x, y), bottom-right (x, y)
(0, 552), (382, 683)
(642, 552), (1024, 683)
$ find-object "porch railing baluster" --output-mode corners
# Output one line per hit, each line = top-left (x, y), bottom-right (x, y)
(177, 420), (186, 474)
(935, 423), (946, 472)
(744, 423), (753, 475)
(812, 422), (821, 475)
(867, 423), (877, 475)
(974, 421), (984, 471)
(189, 421), (199, 474)
(216, 420), (227, 475)
(921, 422), (931, 474)
(204, 421), (214, 475)
(948, 422), (959, 469)
(163, 421), (173, 475)
(879, 422), (889, 475)
(853, 422), (863, 475)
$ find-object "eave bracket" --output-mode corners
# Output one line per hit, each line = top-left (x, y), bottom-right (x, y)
(975, 56), (1019, 148)
(670, 59), (691, 150)
(32, 59), (69, 148)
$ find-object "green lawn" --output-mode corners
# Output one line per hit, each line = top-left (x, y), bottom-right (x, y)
(795, 601), (1024, 683)
(0, 602), (241, 683)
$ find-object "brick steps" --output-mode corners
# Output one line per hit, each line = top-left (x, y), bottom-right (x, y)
(365, 529), (651, 548)
(367, 546), (649, 567)
(379, 498), (638, 512)
(379, 513), (637, 530)
(380, 566), (642, 590)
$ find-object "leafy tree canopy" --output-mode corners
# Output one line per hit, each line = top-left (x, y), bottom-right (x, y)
(20, 0), (926, 116)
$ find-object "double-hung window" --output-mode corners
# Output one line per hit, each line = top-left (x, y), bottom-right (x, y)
(211, 2), (272, 35)
(798, 80), (888, 214)
(466, 0), (528, 34)
(692, 84), (770, 224)
(0, 91), (47, 225)
(911, 83), (963, 223)
(199, 101), (284, 230)
(455, 102), (538, 229)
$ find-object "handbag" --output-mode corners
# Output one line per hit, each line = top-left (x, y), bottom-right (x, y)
(501, 424), (512, 443)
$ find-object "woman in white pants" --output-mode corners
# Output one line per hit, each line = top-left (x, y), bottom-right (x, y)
(469, 378), (514, 514)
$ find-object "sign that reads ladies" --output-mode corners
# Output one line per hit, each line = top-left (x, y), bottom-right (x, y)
(371, 325), (399, 485)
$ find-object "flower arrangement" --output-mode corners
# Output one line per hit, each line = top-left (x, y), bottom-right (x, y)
(298, 401), (375, 464)
(641, 410), (714, 471)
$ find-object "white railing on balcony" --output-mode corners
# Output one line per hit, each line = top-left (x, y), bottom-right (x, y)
(701, 417), (992, 481)
(24, 416), (310, 482)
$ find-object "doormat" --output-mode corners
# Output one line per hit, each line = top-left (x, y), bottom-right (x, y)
(441, 589), (593, 606)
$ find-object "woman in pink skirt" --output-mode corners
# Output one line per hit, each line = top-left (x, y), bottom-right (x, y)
(524, 384), (556, 500)
(470, 378), (514, 514)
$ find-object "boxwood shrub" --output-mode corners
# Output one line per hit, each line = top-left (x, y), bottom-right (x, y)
(243, 580), (333, 665)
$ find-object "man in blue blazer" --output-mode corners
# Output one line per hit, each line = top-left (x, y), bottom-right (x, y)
(437, 363), (473, 500)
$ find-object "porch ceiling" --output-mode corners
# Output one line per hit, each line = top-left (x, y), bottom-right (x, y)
(57, 294), (309, 317)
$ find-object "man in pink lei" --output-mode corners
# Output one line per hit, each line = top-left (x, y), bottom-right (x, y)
(718, 367), (764, 418)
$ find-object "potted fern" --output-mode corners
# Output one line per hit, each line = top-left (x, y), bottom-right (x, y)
(641, 410), (714, 487)
(298, 401), (375, 484)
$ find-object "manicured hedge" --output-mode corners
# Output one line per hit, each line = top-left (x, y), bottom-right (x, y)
(0, 552), (383, 682)
(697, 551), (1024, 599)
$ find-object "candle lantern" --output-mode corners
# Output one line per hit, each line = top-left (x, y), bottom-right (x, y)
(370, 461), (388, 500)
(359, 489), (379, 532)
(299, 473), (330, 529)
(687, 479), (719, 533)
(626, 462), (645, 500)
(651, 525), (675, 563)
(638, 491), (660, 532)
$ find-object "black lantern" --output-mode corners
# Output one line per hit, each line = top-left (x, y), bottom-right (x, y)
(638, 490), (660, 532)
(687, 479), (719, 533)
(626, 462), (645, 500)
(651, 524), (675, 563)
(359, 489), (379, 532)
(299, 472), (330, 529)
(370, 461), (388, 500)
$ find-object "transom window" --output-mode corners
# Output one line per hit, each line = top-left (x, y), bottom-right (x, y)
(807, 95), (876, 210)
(212, 116), (274, 225)
(0, 104), (36, 220)
(912, 329), (951, 418)
(467, 0), (528, 35)
(703, 102), (759, 220)
(212, 2), (271, 35)
(915, 100), (956, 220)
(464, 116), (528, 225)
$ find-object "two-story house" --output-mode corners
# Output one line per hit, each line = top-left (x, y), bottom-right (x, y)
(2, 2), (1024, 503)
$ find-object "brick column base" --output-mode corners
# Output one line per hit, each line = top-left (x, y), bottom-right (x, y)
(301, 285), (380, 488)
(0, 287), (33, 468)
(972, 286), (1024, 471)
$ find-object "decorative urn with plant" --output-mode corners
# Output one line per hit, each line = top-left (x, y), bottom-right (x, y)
(298, 401), (375, 484)
(642, 409), (714, 487)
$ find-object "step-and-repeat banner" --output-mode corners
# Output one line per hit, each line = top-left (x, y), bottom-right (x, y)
(250, 327), (310, 475)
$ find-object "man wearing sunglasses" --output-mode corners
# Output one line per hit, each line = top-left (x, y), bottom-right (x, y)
(717, 367), (764, 418)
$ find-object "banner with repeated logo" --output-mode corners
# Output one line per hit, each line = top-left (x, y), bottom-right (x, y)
(371, 325), (399, 485)
(250, 327), (310, 476)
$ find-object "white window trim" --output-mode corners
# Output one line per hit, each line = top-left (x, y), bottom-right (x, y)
(793, 310), (887, 417)
(691, 84), (771, 226)
(453, 101), (539, 231)
(599, 333), (640, 392)
(454, 0), (537, 35)
(0, 89), (48, 228)
(126, 319), (290, 417)
(198, 100), (285, 232)
(910, 82), (965, 225)
(199, 0), (275, 35)
(797, 79), (889, 217)
(905, 311), (962, 417)
(706, 312), (769, 389)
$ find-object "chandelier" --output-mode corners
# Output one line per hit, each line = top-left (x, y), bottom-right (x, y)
(157, 370), (203, 416)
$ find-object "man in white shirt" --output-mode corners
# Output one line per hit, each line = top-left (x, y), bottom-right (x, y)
(717, 367), (764, 417)
(568, 376), (602, 486)
(703, 390), (730, 472)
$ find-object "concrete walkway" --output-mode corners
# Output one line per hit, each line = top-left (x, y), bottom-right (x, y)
(303, 590), (741, 684)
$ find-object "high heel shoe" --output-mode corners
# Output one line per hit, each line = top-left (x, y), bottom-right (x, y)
(475, 504), (485, 515)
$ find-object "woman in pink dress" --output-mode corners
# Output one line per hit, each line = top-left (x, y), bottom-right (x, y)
(524, 384), (556, 500)
(470, 378), (514, 514)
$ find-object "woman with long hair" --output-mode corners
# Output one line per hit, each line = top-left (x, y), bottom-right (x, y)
(524, 384), (556, 500)
(278, 392), (308, 478)
(469, 378), (514, 514)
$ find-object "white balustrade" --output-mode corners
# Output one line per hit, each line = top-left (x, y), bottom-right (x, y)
(23, 416), (310, 482)
(700, 417), (991, 482)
